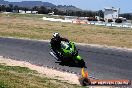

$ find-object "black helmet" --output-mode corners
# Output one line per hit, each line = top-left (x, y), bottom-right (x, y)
(53, 32), (60, 38)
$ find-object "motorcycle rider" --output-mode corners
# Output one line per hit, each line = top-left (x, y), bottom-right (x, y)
(50, 32), (69, 60)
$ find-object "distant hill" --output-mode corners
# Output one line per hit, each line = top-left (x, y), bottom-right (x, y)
(56, 5), (82, 11)
(11, 1), (55, 7)
(0, 0), (55, 7)
(0, 0), (81, 11)
(0, 0), (9, 4)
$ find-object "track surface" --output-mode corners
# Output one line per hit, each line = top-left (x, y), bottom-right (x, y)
(0, 37), (132, 80)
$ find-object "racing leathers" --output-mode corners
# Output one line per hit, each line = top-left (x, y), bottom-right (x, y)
(50, 37), (69, 60)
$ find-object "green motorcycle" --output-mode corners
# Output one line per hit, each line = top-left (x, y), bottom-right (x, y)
(50, 41), (86, 67)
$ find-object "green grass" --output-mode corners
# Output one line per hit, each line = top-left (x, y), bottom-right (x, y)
(0, 64), (85, 88)
(0, 64), (37, 74)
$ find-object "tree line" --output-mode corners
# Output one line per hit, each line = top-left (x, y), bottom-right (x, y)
(0, 4), (104, 17)
(0, 4), (132, 20)
(120, 14), (132, 20)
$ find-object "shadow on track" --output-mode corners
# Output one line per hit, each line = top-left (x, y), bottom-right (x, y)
(55, 61), (87, 68)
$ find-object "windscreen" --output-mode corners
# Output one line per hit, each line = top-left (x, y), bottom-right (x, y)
(61, 41), (71, 50)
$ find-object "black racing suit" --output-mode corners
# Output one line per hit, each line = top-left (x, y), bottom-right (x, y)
(50, 37), (69, 59)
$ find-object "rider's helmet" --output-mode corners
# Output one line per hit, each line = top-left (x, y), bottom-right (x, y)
(53, 32), (60, 38)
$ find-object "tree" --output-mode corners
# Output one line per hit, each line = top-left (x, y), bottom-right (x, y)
(32, 6), (39, 11)
(52, 8), (59, 15)
(38, 6), (48, 14)
(0, 5), (1, 12)
(120, 14), (132, 20)
(97, 10), (104, 18)
(76, 11), (82, 16)
(0, 5), (6, 12)
(13, 5), (19, 12)
(8, 4), (13, 12)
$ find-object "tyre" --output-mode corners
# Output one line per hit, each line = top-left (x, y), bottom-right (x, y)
(79, 59), (86, 68)
(79, 78), (91, 86)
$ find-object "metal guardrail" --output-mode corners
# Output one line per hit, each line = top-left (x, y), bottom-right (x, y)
(88, 21), (132, 29)
(42, 17), (132, 29)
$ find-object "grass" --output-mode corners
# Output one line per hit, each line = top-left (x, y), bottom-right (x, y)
(0, 64), (37, 74)
(0, 64), (84, 88)
(0, 13), (64, 19)
(0, 13), (132, 48)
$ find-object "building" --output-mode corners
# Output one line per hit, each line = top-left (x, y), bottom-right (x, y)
(104, 7), (120, 22)
(19, 10), (38, 14)
(32, 11), (38, 14)
(48, 11), (54, 15)
(19, 10), (26, 14)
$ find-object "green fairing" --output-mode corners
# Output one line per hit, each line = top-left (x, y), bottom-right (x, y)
(50, 41), (85, 67)
(61, 41), (75, 56)
(51, 41), (83, 61)
(75, 55), (82, 60)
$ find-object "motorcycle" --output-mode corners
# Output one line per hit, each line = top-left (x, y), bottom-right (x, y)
(49, 41), (86, 67)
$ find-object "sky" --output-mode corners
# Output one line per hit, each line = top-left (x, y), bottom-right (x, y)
(6, 0), (132, 13)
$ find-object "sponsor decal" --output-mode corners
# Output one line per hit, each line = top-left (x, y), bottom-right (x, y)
(79, 68), (131, 86)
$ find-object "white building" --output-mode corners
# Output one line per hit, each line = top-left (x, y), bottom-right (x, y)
(19, 10), (38, 14)
(32, 11), (38, 14)
(104, 7), (120, 22)
(48, 11), (54, 15)
(25, 11), (32, 14)
(19, 10), (26, 14)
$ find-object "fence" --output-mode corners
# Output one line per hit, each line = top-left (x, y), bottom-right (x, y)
(88, 21), (132, 29)
(42, 17), (132, 29)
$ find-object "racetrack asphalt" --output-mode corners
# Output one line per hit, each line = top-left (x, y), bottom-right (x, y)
(0, 37), (132, 81)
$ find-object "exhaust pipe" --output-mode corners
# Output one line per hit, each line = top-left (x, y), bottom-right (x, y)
(50, 52), (58, 60)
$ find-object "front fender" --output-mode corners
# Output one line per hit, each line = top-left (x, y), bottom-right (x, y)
(74, 55), (82, 60)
